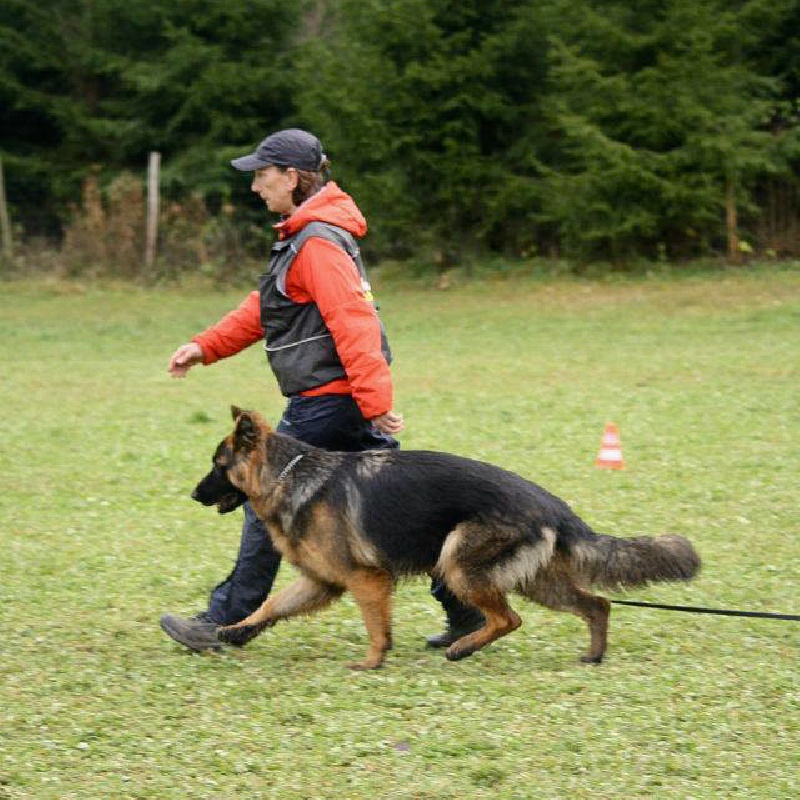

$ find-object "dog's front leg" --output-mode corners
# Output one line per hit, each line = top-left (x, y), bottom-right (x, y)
(217, 576), (343, 644)
(344, 569), (394, 670)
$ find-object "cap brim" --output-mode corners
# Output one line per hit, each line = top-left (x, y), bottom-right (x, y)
(230, 154), (269, 171)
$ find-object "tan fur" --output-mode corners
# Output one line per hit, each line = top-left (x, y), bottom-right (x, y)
(488, 526), (557, 594)
(435, 524), (467, 589)
(343, 570), (394, 669)
(229, 576), (343, 632)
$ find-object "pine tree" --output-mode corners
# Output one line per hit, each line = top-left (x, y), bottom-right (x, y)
(295, 0), (549, 258)
(539, 0), (788, 261)
(0, 0), (300, 234)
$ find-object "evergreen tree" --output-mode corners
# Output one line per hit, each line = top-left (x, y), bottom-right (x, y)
(0, 0), (300, 234)
(1, 0), (797, 263)
(296, 0), (549, 258)
(539, 0), (790, 260)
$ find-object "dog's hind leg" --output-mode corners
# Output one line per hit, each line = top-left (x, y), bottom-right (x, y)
(218, 575), (343, 644)
(444, 589), (522, 662)
(343, 569), (394, 671)
(528, 565), (610, 663)
(435, 521), (524, 661)
(571, 590), (610, 663)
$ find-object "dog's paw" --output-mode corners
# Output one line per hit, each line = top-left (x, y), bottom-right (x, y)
(346, 659), (384, 671)
(444, 644), (476, 662)
(218, 622), (268, 647)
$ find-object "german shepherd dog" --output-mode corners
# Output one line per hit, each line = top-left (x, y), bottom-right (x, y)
(192, 407), (700, 670)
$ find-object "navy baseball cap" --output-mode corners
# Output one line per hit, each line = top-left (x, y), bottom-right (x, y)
(231, 129), (325, 172)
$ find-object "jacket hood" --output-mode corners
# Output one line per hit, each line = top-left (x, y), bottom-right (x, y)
(275, 182), (367, 240)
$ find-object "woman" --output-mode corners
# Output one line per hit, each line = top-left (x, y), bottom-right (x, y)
(160, 129), (482, 652)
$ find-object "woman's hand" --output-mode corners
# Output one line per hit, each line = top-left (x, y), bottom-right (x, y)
(372, 410), (404, 435)
(168, 342), (204, 377)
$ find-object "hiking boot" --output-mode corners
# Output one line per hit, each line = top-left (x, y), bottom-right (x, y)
(425, 609), (485, 648)
(159, 611), (223, 652)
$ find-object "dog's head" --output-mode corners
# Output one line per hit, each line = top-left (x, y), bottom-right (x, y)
(191, 406), (269, 514)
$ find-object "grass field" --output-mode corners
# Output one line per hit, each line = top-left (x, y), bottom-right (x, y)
(1, 265), (798, 799)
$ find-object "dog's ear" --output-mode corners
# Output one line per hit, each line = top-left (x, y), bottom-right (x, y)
(230, 405), (243, 421)
(233, 411), (259, 453)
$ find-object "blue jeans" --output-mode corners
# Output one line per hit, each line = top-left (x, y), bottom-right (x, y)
(207, 395), (471, 627)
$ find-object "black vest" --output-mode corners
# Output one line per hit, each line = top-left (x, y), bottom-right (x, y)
(260, 221), (392, 396)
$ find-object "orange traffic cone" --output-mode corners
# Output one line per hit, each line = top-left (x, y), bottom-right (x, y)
(596, 422), (625, 469)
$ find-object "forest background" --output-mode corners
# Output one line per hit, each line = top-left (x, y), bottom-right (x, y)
(1, 0), (799, 280)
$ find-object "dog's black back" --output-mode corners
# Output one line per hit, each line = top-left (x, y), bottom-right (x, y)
(330, 449), (594, 575)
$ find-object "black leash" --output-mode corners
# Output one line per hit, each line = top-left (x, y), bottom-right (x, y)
(611, 599), (800, 621)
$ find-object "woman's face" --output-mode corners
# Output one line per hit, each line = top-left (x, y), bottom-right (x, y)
(251, 166), (297, 214)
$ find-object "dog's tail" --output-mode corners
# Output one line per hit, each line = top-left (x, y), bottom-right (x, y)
(569, 532), (700, 590)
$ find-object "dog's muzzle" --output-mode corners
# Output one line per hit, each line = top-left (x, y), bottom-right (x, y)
(191, 487), (247, 514)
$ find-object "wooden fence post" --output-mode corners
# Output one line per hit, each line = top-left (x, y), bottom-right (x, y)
(0, 157), (13, 263)
(145, 151), (161, 269)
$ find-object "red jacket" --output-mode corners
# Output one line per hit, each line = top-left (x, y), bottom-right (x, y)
(193, 183), (393, 420)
